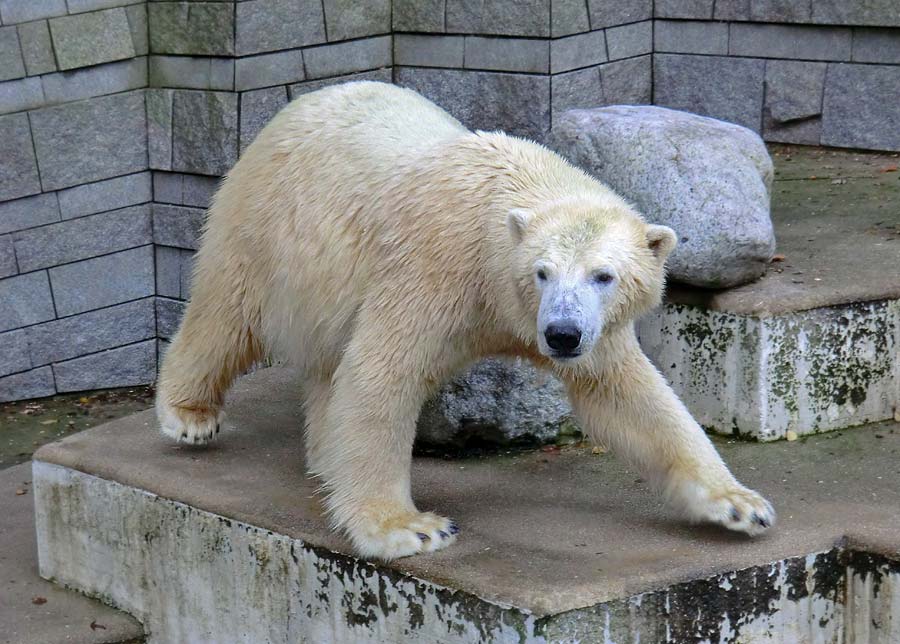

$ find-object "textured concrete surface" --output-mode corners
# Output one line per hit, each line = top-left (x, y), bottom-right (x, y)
(0, 463), (144, 644)
(33, 366), (900, 619)
(639, 298), (900, 440)
(667, 146), (900, 315)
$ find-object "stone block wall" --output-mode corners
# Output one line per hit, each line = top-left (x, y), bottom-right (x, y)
(393, 0), (652, 140)
(0, 0), (153, 401)
(652, 0), (900, 149)
(2, 0), (900, 401)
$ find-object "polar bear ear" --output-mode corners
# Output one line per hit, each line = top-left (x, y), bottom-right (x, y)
(506, 208), (533, 244)
(646, 224), (677, 263)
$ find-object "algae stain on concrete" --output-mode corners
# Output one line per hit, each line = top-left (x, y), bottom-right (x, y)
(766, 300), (899, 437)
(640, 297), (899, 441)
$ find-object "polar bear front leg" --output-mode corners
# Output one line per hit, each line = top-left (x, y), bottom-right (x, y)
(313, 305), (460, 561)
(564, 333), (775, 536)
(156, 288), (262, 445)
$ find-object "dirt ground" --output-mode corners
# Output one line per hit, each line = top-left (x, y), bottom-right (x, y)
(0, 386), (155, 471)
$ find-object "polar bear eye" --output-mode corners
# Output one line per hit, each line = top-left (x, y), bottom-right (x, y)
(536, 269), (548, 281)
(592, 271), (614, 285)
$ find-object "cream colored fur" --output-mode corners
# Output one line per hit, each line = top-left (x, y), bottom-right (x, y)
(156, 81), (774, 560)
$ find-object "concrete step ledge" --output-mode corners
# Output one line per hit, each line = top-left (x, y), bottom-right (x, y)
(33, 461), (900, 643)
(639, 298), (900, 440)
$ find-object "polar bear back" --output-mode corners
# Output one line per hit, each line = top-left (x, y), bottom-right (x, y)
(263, 81), (467, 169)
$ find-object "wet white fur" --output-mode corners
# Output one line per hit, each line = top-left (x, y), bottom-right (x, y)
(156, 81), (775, 560)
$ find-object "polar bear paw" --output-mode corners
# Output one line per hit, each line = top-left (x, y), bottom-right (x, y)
(348, 510), (458, 560)
(679, 481), (775, 537)
(157, 398), (224, 445)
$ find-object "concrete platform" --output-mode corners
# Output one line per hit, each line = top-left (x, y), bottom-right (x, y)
(639, 146), (900, 440)
(0, 463), (144, 644)
(33, 367), (900, 643)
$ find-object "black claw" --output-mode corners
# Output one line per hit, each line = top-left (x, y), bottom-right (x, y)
(438, 530), (449, 539)
(180, 432), (187, 440)
(730, 508), (741, 522)
(416, 532), (429, 542)
(215, 423), (220, 434)
(754, 513), (770, 528)
(448, 523), (459, 535)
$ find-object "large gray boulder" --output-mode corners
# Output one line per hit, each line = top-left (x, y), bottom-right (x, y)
(549, 105), (776, 288)
(415, 358), (574, 449)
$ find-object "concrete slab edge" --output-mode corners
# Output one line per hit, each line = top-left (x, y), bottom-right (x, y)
(34, 461), (900, 643)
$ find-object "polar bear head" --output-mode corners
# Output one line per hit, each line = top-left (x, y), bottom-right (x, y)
(506, 197), (676, 364)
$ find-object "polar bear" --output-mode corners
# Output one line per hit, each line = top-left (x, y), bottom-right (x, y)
(156, 81), (775, 560)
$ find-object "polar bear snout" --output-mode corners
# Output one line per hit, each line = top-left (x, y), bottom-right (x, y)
(544, 321), (582, 356)
(536, 272), (606, 362)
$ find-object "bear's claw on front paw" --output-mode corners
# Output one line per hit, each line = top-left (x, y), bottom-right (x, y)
(349, 511), (458, 560)
(157, 400), (224, 446)
(703, 486), (776, 537)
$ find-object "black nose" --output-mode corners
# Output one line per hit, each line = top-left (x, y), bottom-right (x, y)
(545, 323), (582, 353)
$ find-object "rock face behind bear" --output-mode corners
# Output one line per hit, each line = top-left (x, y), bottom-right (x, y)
(415, 358), (573, 450)
(549, 105), (776, 288)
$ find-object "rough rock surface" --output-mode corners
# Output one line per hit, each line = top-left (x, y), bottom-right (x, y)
(549, 105), (776, 288)
(416, 358), (573, 448)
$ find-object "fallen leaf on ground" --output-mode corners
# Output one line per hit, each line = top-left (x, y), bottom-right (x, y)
(90, 620), (107, 631)
(591, 446), (607, 455)
(31, 596), (47, 605)
(541, 445), (560, 453)
(15, 488), (26, 496)
(39, 419), (58, 425)
(771, 254), (786, 262)
(786, 430), (798, 442)
(881, 165), (898, 173)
